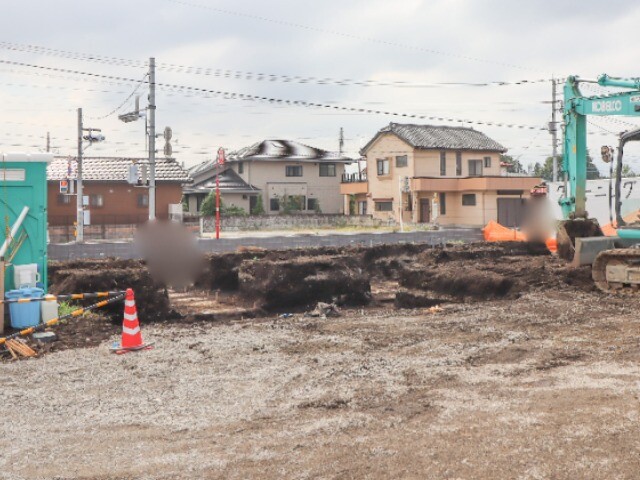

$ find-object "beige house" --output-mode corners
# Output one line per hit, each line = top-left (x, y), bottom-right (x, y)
(184, 140), (353, 215)
(341, 123), (541, 227)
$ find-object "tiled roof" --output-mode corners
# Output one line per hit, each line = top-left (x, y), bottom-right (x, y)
(227, 139), (353, 163)
(48, 157), (191, 183)
(184, 167), (260, 194)
(362, 123), (507, 154)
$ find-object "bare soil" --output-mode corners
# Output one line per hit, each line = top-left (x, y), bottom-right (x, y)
(3, 242), (640, 479)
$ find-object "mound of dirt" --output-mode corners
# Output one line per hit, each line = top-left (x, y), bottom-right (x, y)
(49, 262), (171, 322)
(397, 241), (596, 302)
(394, 289), (448, 308)
(195, 251), (267, 291)
(239, 255), (371, 310)
(401, 266), (517, 299)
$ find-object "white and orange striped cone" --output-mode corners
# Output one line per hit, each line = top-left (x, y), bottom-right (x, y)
(110, 288), (154, 354)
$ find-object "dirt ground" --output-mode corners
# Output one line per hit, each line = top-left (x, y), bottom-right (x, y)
(3, 243), (640, 479)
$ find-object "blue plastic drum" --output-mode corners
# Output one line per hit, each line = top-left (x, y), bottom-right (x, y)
(5, 287), (44, 329)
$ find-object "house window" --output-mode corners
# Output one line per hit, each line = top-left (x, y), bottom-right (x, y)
(319, 163), (336, 177)
(57, 194), (71, 205)
(375, 201), (393, 212)
(286, 165), (303, 177)
(376, 159), (390, 176)
(137, 194), (149, 207)
(484, 156), (492, 168)
(307, 198), (318, 211)
(456, 152), (462, 176)
(468, 160), (483, 177)
(358, 201), (367, 215)
(395, 155), (408, 168)
(439, 193), (446, 215)
(238, 162), (244, 174)
(270, 198), (280, 211)
(462, 193), (477, 206)
(440, 151), (446, 176)
(89, 194), (103, 207)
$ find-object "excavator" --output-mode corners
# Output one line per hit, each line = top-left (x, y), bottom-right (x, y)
(557, 74), (640, 292)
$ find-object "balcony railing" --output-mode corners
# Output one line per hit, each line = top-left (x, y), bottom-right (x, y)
(341, 172), (367, 183)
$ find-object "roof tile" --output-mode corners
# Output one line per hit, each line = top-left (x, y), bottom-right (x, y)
(363, 123), (506, 153)
(47, 157), (191, 183)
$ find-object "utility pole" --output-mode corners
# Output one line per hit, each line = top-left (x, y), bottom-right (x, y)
(148, 57), (156, 221)
(339, 127), (344, 156)
(551, 78), (559, 182)
(46, 131), (50, 152)
(76, 109), (84, 243)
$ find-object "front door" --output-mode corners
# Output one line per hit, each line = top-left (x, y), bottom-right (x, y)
(249, 195), (258, 213)
(420, 198), (431, 223)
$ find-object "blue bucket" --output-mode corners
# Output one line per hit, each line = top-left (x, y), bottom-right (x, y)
(6, 288), (44, 329)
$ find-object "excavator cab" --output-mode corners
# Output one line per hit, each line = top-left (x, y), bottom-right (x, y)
(556, 128), (640, 267)
(613, 128), (640, 233)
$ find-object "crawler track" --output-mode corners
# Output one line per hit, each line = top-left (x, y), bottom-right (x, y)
(592, 248), (640, 293)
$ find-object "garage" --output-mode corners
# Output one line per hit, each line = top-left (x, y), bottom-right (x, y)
(497, 197), (525, 227)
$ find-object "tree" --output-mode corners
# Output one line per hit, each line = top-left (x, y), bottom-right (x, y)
(616, 164), (637, 178)
(200, 192), (247, 217)
(531, 153), (601, 181)
(280, 194), (305, 214)
(499, 154), (525, 174)
(200, 192), (215, 216)
(251, 195), (265, 215)
(348, 194), (356, 215)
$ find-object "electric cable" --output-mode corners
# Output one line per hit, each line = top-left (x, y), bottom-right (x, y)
(0, 58), (548, 131)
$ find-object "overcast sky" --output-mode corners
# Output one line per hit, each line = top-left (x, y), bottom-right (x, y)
(3, 0), (640, 172)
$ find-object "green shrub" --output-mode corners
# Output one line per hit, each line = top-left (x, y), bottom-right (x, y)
(251, 195), (265, 215)
(200, 193), (247, 217)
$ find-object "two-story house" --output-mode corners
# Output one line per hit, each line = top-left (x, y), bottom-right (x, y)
(343, 123), (541, 227)
(184, 139), (354, 215)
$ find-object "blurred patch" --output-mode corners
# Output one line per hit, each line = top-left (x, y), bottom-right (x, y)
(522, 197), (555, 242)
(135, 221), (204, 289)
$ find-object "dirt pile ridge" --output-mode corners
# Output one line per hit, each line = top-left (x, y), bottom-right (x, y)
(239, 254), (371, 310)
(396, 241), (595, 307)
(49, 259), (171, 322)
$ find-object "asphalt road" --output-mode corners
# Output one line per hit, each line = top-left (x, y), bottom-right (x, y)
(48, 228), (484, 260)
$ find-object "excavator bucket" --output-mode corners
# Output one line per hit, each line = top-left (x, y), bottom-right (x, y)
(556, 218), (605, 265)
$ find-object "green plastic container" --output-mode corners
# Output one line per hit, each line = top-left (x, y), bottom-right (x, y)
(0, 153), (53, 292)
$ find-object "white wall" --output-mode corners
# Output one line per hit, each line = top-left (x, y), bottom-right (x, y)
(548, 177), (640, 225)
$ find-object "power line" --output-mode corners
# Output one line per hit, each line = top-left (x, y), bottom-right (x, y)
(89, 72), (149, 120)
(0, 41), (552, 90)
(0, 58), (547, 131)
(163, 0), (535, 71)
(155, 65), (553, 89)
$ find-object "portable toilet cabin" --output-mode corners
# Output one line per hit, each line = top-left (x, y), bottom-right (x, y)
(0, 152), (53, 292)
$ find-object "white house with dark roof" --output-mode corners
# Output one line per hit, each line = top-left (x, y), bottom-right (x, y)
(341, 123), (541, 227)
(184, 139), (354, 215)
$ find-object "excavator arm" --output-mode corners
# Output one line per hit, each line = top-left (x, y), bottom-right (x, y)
(558, 75), (640, 291)
(560, 74), (640, 219)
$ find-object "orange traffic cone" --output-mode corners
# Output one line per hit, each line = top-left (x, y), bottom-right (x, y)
(110, 289), (153, 354)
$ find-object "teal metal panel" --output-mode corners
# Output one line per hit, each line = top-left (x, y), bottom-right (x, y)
(0, 154), (52, 291)
(576, 92), (640, 116)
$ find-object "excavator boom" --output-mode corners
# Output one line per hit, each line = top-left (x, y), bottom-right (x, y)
(558, 74), (640, 290)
